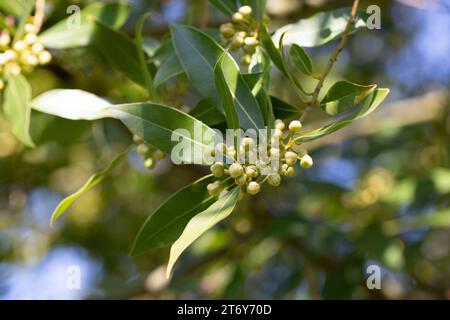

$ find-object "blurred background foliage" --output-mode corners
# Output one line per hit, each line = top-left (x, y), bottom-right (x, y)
(1, 0), (450, 299)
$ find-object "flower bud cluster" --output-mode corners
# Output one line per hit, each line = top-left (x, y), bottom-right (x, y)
(219, 6), (261, 67)
(133, 135), (166, 170)
(0, 18), (51, 90)
(205, 119), (314, 197)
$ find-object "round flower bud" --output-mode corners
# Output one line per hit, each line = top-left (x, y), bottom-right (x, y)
(132, 134), (144, 145)
(281, 164), (294, 176)
(137, 144), (150, 156)
(268, 173), (281, 187)
(144, 157), (155, 169)
(31, 42), (44, 54)
(238, 5), (253, 17)
(300, 155), (314, 168)
(284, 151), (298, 166)
(229, 163), (244, 178)
(215, 142), (228, 155)
(24, 23), (37, 33)
(152, 150), (164, 161)
(240, 54), (252, 66)
(241, 137), (254, 150)
(230, 35), (245, 50)
(0, 32), (11, 47)
(220, 23), (235, 38)
(5, 62), (21, 75)
(289, 120), (302, 133)
(4, 50), (17, 61)
(227, 146), (236, 159)
(232, 12), (245, 23)
(269, 147), (280, 159)
(244, 36), (258, 47)
(38, 50), (52, 64)
(210, 162), (224, 178)
(207, 181), (222, 197)
(21, 52), (38, 66)
(246, 181), (261, 195)
(272, 128), (283, 139)
(245, 166), (256, 179)
(235, 175), (247, 186)
(275, 119), (285, 130)
(0, 53), (7, 65)
(13, 40), (26, 52)
(24, 33), (37, 44)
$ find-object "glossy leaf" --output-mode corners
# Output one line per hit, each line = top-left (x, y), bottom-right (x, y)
(93, 22), (146, 86)
(272, 8), (368, 48)
(209, 0), (237, 16)
(50, 147), (131, 226)
(189, 99), (225, 126)
(320, 81), (377, 116)
(3, 74), (34, 147)
(170, 24), (225, 112)
(154, 53), (184, 87)
(167, 186), (240, 277)
(39, 1), (131, 49)
(271, 96), (301, 120)
(108, 102), (217, 164)
(31, 89), (111, 120)
(296, 88), (389, 143)
(131, 175), (218, 255)
(259, 23), (288, 77)
(289, 44), (313, 76)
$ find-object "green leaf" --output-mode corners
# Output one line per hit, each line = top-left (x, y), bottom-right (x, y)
(141, 37), (160, 57)
(0, 0), (26, 16)
(31, 89), (111, 120)
(93, 22), (147, 86)
(272, 8), (368, 47)
(170, 24), (226, 113)
(271, 96), (301, 120)
(12, 0), (34, 43)
(50, 147), (131, 226)
(296, 88), (389, 143)
(3, 74), (34, 147)
(154, 53), (184, 87)
(166, 186), (240, 277)
(215, 53), (240, 130)
(135, 13), (157, 99)
(289, 44), (313, 76)
(214, 52), (265, 130)
(39, 1), (131, 49)
(209, 0), (237, 16)
(108, 102), (217, 164)
(259, 23), (288, 77)
(131, 175), (219, 255)
(320, 81), (377, 116)
(189, 99), (225, 126)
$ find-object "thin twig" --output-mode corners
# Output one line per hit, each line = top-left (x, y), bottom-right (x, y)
(34, 0), (46, 33)
(300, 0), (360, 122)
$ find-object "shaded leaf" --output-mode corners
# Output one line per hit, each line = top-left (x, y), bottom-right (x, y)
(271, 96), (301, 120)
(50, 147), (131, 225)
(189, 99), (225, 126)
(3, 74), (34, 147)
(131, 175), (219, 255)
(259, 23), (288, 77)
(167, 186), (240, 277)
(154, 53), (184, 87)
(289, 44), (313, 76)
(209, 0), (237, 16)
(39, 1), (131, 49)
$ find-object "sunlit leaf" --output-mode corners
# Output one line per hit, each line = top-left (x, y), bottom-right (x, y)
(289, 44), (313, 76)
(3, 74), (34, 147)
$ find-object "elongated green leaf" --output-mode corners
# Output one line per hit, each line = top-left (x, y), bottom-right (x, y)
(170, 24), (226, 113)
(209, 0), (237, 16)
(271, 96), (301, 120)
(215, 54), (240, 130)
(259, 24), (288, 77)
(131, 175), (219, 255)
(31, 89), (112, 120)
(3, 74), (34, 147)
(167, 186), (240, 277)
(39, 1), (131, 49)
(189, 99), (225, 126)
(0, 0), (26, 16)
(135, 13), (157, 99)
(154, 53), (184, 87)
(214, 52), (264, 130)
(93, 22), (146, 86)
(142, 37), (160, 57)
(296, 88), (389, 143)
(320, 81), (377, 116)
(290, 44), (313, 76)
(272, 8), (368, 48)
(108, 103), (217, 164)
(50, 147), (131, 226)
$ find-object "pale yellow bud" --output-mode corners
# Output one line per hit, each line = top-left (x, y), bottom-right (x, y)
(4, 50), (17, 61)
(232, 12), (245, 23)
(31, 42), (44, 54)
(238, 5), (252, 17)
(284, 151), (298, 166)
(289, 120), (302, 133)
(300, 155), (313, 168)
(0, 32), (11, 47)
(13, 40), (26, 52)
(38, 51), (52, 65)
(229, 163), (244, 178)
(268, 173), (281, 186)
(24, 23), (37, 33)
(235, 175), (247, 186)
(275, 119), (285, 130)
(207, 181), (221, 197)
(246, 181), (261, 195)
(153, 150), (165, 161)
(210, 162), (224, 178)
(5, 62), (21, 75)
